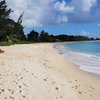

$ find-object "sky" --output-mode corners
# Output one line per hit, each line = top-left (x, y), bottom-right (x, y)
(6, 0), (100, 38)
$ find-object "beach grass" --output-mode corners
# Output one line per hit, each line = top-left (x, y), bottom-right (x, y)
(0, 41), (35, 46)
(0, 41), (14, 46)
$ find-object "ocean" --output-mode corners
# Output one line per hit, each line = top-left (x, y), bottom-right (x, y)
(57, 41), (100, 75)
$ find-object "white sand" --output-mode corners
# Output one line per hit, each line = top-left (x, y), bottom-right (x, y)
(0, 43), (100, 100)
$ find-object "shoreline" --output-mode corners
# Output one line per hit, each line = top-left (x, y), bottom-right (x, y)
(0, 43), (100, 100)
(54, 42), (100, 76)
(54, 40), (100, 47)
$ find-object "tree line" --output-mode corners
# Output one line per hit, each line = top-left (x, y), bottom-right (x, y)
(27, 30), (92, 42)
(0, 0), (99, 44)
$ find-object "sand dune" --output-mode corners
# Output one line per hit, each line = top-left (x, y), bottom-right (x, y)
(0, 43), (100, 100)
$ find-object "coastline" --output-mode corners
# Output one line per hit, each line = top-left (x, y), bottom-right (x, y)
(54, 40), (100, 47)
(55, 41), (100, 76)
(0, 43), (100, 100)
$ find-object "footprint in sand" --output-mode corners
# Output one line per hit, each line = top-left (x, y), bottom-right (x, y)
(43, 63), (46, 65)
(13, 80), (18, 85)
(20, 77), (23, 80)
(72, 85), (78, 89)
(19, 86), (21, 89)
(78, 91), (82, 94)
(55, 87), (59, 90)
(8, 89), (14, 94)
(1, 89), (4, 92)
(43, 79), (47, 81)
(75, 80), (77, 82)
(23, 83), (27, 87)
(4, 97), (7, 99)
(69, 80), (72, 83)
(60, 96), (63, 98)
(56, 96), (63, 99)
(19, 90), (22, 93)
(31, 73), (34, 75)
(9, 96), (15, 100)
(22, 95), (26, 98)
(23, 68), (26, 71)
(75, 85), (78, 89)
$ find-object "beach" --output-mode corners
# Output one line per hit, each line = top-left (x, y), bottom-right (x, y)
(0, 43), (100, 100)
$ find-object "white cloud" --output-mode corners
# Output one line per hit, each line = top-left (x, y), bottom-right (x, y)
(7, 0), (58, 26)
(97, 24), (100, 27)
(68, 0), (97, 23)
(54, 0), (74, 13)
(82, 0), (96, 12)
(57, 16), (68, 23)
(6, 0), (99, 26)
(80, 31), (90, 36)
(71, 0), (96, 12)
(7, 0), (72, 26)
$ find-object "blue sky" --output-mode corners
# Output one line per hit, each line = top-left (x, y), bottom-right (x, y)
(24, 22), (100, 38)
(7, 0), (100, 38)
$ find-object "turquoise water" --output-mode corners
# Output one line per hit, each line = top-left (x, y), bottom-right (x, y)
(58, 41), (100, 75)
(65, 41), (100, 56)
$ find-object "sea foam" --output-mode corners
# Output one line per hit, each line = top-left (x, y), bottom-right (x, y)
(56, 43), (100, 75)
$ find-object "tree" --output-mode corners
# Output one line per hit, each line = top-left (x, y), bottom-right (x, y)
(96, 38), (100, 40)
(0, 0), (12, 41)
(27, 30), (39, 41)
(0, 0), (12, 29)
(0, 0), (12, 19)
(17, 12), (24, 24)
(50, 34), (56, 42)
(39, 31), (52, 42)
(11, 12), (25, 41)
(57, 35), (69, 41)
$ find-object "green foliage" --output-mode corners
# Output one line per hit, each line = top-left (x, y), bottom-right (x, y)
(0, 0), (12, 19)
(26, 30), (91, 42)
(95, 38), (100, 40)
(0, 0), (13, 42)
(14, 41), (34, 44)
(56, 35), (90, 42)
(0, 0), (12, 31)
(17, 12), (24, 24)
(27, 30), (39, 41)
(0, 41), (14, 46)
(0, 1), (25, 42)
(39, 31), (52, 42)
(12, 12), (25, 41)
(12, 23), (25, 40)
(0, 41), (35, 46)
